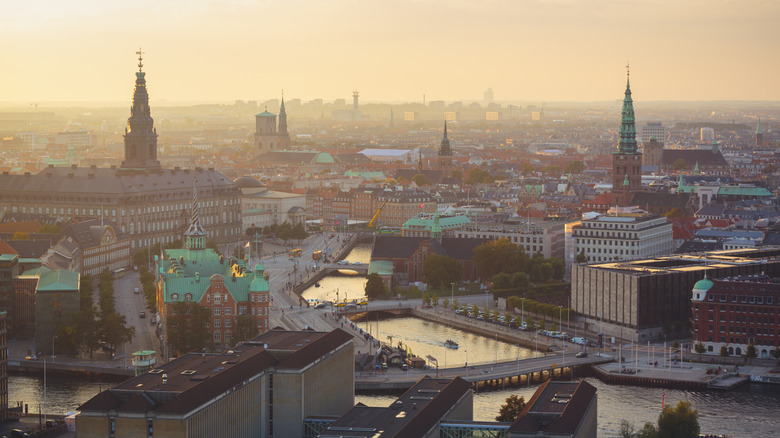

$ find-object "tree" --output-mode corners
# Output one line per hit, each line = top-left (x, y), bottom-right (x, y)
(166, 302), (211, 355)
(564, 160), (585, 174)
(762, 163), (778, 174)
(575, 250), (588, 264)
(100, 312), (135, 356)
(495, 394), (526, 422)
(12, 232), (30, 240)
(664, 208), (684, 218)
(549, 258), (566, 281)
(453, 298), (459, 309)
(539, 263), (553, 282)
(442, 298), (449, 309)
(466, 168), (495, 185)
(695, 342), (706, 360)
(364, 273), (387, 299)
(423, 254), (462, 289)
(672, 159), (689, 171)
(720, 345), (729, 357)
(657, 400), (700, 438)
(511, 272), (529, 290)
(431, 293), (439, 307)
(746, 341), (757, 363)
(492, 273), (512, 291)
(451, 169), (463, 182)
(529, 264), (542, 283)
(619, 420), (637, 438)
(771, 346), (780, 360)
(412, 173), (431, 186)
(291, 222), (309, 241)
(235, 314), (258, 343)
(637, 422), (658, 438)
(473, 238), (527, 280)
(526, 317), (535, 329)
(37, 224), (62, 234)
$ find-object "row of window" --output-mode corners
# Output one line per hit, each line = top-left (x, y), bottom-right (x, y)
(709, 294), (775, 305)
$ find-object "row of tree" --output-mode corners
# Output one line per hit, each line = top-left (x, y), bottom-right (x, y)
(245, 222), (308, 242)
(473, 238), (565, 282)
(506, 296), (574, 321)
(56, 269), (135, 358)
(165, 303), (260, 355)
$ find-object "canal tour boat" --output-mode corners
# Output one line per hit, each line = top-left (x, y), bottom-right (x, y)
(444, 339), (459, 349)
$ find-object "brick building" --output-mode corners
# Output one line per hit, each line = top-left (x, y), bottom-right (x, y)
(691, 274), (780, 359)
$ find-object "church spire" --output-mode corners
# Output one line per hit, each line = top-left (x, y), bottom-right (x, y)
(439, 120), (451, 156)
(431, 209), (442, 241)
(185, 176), (207, 250)
(616, 64), (637, 154)
(278, 90), (288, 137)
(121, 48), (160, 170)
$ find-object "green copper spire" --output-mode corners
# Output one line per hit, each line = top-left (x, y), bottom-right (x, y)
(757, 118), (763, 135)
(431, 210), (442, 240)
(616, 68), (638, 154)
(694, 161), (700, 175)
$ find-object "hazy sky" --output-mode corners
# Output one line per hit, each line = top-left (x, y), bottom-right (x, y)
(2, 0), (779, 104)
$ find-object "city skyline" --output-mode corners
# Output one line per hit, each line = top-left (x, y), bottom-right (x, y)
(2, 0), (780, 104)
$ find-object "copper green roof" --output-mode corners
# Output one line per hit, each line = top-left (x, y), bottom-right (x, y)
(368, 260), (394, 276)
(160, 248), (267, 303)
(717, 186), (772, 197)
(21, 266), (52, 276)
(0, 254), (18, 262)
(693, 278), (714, 291)
(255, 111), (276, 117)
(402, 214), (471, 231)
(36, 269), (79, 292)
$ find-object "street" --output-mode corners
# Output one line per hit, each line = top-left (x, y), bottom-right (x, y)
(112, 271), (159, 366)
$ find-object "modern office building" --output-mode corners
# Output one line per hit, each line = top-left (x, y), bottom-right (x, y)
(572, 211), (673, 264)
(691, 274), (780, 358)
(455, 220), (566, 259)
(641, 121), (666, 143)
(76, 328), (355, 438)
(571, 247), (780, 342)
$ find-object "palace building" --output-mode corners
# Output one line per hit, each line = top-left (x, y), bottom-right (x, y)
(0, 53), (242, 251)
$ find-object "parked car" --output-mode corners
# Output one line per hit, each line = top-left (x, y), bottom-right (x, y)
(134, 287), (140, 294)
(337, 260), (350, 265)
(314, 303), (327, 309)
(576, 352), (588, 358)
(24, 355), (37, 361)
(139, 311), (146, 319)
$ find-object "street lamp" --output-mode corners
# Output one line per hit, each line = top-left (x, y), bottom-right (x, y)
(521, 297), (525, 325)
(51, 335), (56, 362)
(451, 283), (455, 310)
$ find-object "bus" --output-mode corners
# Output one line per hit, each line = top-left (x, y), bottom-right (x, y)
(289, 248), (302, 258)
(312, 250), (323, 260)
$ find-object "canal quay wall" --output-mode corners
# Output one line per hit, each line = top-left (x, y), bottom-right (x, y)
(9, 359), (133, 379)
(409, 308), (552, 353)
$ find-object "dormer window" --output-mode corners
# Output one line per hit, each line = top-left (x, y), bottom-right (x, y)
(171, 293), (179, 301)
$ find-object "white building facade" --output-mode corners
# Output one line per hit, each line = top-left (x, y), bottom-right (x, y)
(572, 215), (673, 263)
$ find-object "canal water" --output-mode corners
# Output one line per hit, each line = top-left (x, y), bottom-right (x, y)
(12, 242), (780, 435)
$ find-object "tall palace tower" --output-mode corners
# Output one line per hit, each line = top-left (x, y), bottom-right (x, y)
(121, 49), (161, 170)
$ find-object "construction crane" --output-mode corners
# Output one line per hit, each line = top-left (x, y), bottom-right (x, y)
(368, 199), (388, 228)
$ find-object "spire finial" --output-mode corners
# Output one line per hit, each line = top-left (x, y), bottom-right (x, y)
(136, 48), (144, 72)
(626, 61), (630, 77)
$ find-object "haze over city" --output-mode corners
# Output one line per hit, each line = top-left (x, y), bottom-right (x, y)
(3, 0), (780, 104)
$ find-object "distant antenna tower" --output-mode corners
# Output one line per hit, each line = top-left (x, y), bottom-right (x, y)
(352, 91), (359, 120)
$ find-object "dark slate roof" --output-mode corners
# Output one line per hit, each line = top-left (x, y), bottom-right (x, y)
(509, 380), (597, 436)
(6, 240), (52, 258)
(320, 377), (472, 438)
(661, 149), (728, 166)
(675, 240), (723, 253)
(334, 153), (372, 164)
(62, 219), (129, 248)
(696, 203), (726, 217)
(631, 191), (690, 210)
(763, 231), (780, 246)
(394, 169), (446, 185)
(0, 166), (235, 197)
(372, 236), (424, 259)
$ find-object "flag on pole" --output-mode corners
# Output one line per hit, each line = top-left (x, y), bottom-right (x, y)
(418, 203), (425, 209)
(661, 390), (665, 410)
(245, 241), (251, 248)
